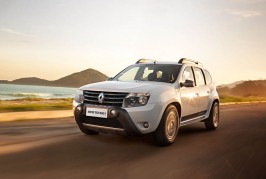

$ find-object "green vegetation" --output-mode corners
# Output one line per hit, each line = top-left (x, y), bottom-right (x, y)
(217, 80), (266, 103)
(217, 80), (266, 97)
(1, 95), (266, 113)
(0, 98), (73, 113)
(219, 95), (266, 103)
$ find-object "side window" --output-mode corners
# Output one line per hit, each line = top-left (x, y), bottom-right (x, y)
(141, 67), (153, 80)
(204, 69), (212, 85)
(194, 67), (205, 86)
(182, 67), (195, 83)
(140, 68), (163, 81)
(156, 71), (162, 78)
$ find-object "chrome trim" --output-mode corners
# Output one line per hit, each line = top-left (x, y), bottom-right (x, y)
(84, 94), (98, 98)
(180, 115), (206, 126)
(82, 123), (125, 132)
(84, 94), (124, 100)
(98, 92), (104, 103)
(84, 99), (122, 104)
(83, 90), (128, 107)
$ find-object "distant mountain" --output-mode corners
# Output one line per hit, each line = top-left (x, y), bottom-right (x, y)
(51, 68), (108, 87)
(218, 80), (244, 89)
(11, 77), (51, 86)
(0, 80), (9, 84)
(0, 68), (108, 88)
(217, 80), (266, 97)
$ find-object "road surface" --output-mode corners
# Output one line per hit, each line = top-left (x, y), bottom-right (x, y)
(0, 103), (265, 179)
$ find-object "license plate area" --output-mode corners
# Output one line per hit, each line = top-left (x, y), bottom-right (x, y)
(86, 107), (108, 118)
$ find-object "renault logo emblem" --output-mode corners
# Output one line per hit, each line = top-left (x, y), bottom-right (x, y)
(98, 92), (104, 103)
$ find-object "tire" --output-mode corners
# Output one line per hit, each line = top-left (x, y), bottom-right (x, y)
(205, 101), (219, 130)
(153, 105), (179, 146)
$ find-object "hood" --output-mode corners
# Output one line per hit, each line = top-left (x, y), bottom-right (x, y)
(80, 81), (169, 93)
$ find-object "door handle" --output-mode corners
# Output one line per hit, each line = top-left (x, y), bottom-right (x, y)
(195, 93), (199, 96)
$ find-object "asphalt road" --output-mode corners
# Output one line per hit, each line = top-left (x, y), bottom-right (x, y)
(0, 103), (265, 179)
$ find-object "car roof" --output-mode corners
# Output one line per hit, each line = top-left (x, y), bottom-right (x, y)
(134, 61), (205, 69)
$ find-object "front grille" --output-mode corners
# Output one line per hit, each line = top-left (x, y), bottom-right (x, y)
(83, 117), (123, 129)
(83, 90), (128, 107)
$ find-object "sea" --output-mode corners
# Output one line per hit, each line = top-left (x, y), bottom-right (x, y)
(0, 84), (77, 100)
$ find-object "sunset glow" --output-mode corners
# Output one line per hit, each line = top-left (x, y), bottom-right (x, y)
(0, 0), (265, 85)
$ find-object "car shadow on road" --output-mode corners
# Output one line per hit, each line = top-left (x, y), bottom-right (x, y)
(79, 122), (211, 148)
(178, 123), (210, 136)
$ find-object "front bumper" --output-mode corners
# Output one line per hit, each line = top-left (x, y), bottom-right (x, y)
(74, 103), (142, 135)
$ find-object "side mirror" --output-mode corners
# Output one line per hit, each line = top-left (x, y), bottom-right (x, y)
(180, 80), (195, 87)
(107, 77), (114, 81)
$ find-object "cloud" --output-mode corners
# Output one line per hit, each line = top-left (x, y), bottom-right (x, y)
(230, 0), (264, 3)
(15, 39), (31, 44)
(227, 9), (262, 17)
(0, 28), (32, 37)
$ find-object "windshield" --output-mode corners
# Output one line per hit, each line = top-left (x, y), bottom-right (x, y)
(113, 64), (181, 83)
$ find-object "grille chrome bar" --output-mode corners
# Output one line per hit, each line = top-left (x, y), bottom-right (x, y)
(84, 99), (123, 104)
(83, 90), (128, 107)
(83, 94), (98, 98)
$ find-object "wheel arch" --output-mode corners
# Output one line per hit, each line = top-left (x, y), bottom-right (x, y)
(207, 98), (220, 119)
(213, 98), (220, 116)
(213, 98), (219, 105)
(162, 102), (181, 127)
(170, 102), (181, 118)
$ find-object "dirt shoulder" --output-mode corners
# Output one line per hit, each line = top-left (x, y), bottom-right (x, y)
(0, 110), (73, 122)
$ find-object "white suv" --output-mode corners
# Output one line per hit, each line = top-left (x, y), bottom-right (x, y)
(73, 58), (219, 146)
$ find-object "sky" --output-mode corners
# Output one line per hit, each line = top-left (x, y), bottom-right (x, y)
(0, 0), (266, 85)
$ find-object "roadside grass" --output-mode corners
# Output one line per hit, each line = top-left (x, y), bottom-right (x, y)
(219, 95), (266, 103)
(0, 98), (73, 113)
(1, 96), (266, 113)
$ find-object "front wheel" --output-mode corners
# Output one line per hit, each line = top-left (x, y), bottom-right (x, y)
(205, 101), (219, 130)
(153, 105), (179, 146)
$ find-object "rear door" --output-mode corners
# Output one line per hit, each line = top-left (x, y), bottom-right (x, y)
(193, 67), (210, 114)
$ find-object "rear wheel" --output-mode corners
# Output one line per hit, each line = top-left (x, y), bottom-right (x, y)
(205, 101), (219, 130)
(153, 105), (179, 146)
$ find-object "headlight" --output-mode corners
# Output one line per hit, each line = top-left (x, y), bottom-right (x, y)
(124, 93), (150, 107)
(74, 89), (84, 103)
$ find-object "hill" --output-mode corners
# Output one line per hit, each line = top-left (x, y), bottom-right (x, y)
(51, 68), (108, 87)
(218, 80), (244, 89)
(217, 80), (266, 97)
(11, 77), (51, 86)
(0, 68), (108, 88)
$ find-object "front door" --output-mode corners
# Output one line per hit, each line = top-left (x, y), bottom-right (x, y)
(180, 66), (199, 121)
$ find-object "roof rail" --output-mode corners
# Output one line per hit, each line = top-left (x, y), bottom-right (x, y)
(136, 59), (156, 64)
(178, 58), (203, 66)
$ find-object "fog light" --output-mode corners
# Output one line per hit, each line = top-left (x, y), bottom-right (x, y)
(110, 109), (118, 116)
(143, 122), (149, 128)
(76, 106), (82, 112)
